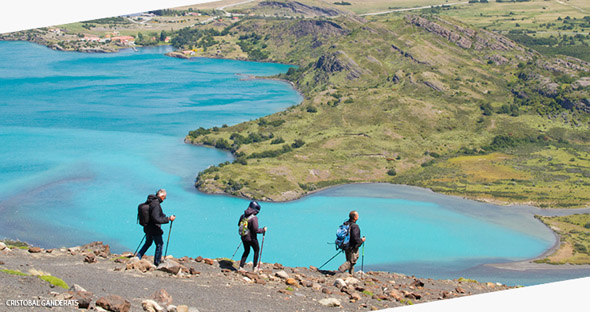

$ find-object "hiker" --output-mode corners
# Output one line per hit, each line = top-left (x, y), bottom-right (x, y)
(136, 189), (176, 266)
(338, 210), (365, 274)
(237, 201), (267, 272)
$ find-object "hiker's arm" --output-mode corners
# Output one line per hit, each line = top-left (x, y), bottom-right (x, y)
(151, 204), (169, 224)
(251, 216), (264, 234)
(350, 224), (362, 249)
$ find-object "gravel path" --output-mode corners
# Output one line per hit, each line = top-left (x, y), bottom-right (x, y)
(0, 242), (512, 311)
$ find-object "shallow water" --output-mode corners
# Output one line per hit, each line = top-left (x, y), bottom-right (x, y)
(1, 41), (588, 285)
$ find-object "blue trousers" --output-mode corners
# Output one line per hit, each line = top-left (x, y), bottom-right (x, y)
(137, 233), (164, 266)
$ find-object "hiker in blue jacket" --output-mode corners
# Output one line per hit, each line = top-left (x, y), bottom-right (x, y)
(238, 201), (267, 272)
(338, 210), (365, 274)
(136, 189), (176, 266)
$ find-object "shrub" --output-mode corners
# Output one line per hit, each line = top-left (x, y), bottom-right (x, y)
(38, 275), (69, 289)
(387, 169), (397, 176)
(306, 106), (318, 113)
(292, 139), (305, 148)
(271, 137), (285, 144)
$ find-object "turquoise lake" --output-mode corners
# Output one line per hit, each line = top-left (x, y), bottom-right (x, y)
(1, 41), (588, 286)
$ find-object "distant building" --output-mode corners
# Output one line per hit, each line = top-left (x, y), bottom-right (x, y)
(81, 35), (100, 42)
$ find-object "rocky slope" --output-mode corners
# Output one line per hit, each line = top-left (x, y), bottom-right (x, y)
(0, 241), (512, 311)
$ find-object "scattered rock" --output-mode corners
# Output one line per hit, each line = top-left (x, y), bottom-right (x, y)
(203, 258), (214, 265)
(0, 242), (7, 250)
(388, 290), (403, 301)
(350, 292), (362, 302)
(176, 306), (189, 312)
(126, 259), (154, 273)
(275, 270), (289, 279)
(28, 247), (42, 253)
(319, 298), (341, 307)
(141, 299), (164, 312)
(410, 279), (424, 288)
(84, 253), (97, 263)
(96, 295), (131, 312)
(456, 286), (465, 294)
(334, 278), (347, 289)
(69, 284), (88, 293)
(344, 277), (360, 286)
(285, 278), (297, 286)
(195, 256), (203, 262)
(151, 289), (173, 306)
(69, 291), (93, 309)
(273, 262), (284, 270)
(189, 268), (200, 275)
(308, 265), (318, 271)
(157, 260), (184, 275)
(321, 287), (332, 295)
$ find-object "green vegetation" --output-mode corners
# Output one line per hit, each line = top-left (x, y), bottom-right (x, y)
(38, 275), (69, 289)
(535, 214), (590, 264)
(362, 290), (374, 297)
(458, 277), (478, 283)
(0, 269), (28, 276)
(2, 239), (29, 249)
(181, 4), (589, 206)
(286, 286), (294, 291)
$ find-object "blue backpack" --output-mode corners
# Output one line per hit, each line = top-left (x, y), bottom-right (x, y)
(335, 222), (351, 250)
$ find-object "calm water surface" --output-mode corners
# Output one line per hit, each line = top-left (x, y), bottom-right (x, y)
(1, 41), (588, 285)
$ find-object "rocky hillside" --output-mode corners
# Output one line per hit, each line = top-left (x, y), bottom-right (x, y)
(0, 241), (512, 311)
(182, 6), (590, 207)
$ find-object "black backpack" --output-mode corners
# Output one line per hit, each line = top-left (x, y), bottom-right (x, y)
(137, 201), (151, 226)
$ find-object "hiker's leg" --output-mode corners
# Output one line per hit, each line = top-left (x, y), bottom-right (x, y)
(251, 240), (260, 270)
(348, 249), (359, 274)
(338, 249), (353, 273)
(137, 234), (154, 259)
(240, 240), (251, 268)
(153, 234), (164, 266)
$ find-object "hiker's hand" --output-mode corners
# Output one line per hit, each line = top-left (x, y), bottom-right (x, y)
(362, 236), (366, 242)
(170, 215), (176, 221)
(263, 227), (267, 232)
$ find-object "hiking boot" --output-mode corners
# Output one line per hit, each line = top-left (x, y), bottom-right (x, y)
(252, 267), (259, 274)
(238, 267), (246, 273)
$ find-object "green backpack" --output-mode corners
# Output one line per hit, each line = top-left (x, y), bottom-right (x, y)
(239, 215), (255, 237)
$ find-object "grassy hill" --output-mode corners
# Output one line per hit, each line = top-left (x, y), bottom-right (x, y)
(179, 1), (590, 207)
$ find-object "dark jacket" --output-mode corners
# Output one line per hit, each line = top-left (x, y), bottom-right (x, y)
(238, 206), (264, 242)
(144, 194), (170, 235)
(344, 219), (362, 251)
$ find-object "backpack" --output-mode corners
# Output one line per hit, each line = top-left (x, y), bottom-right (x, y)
(238, 215), (255, 237)
(137, 201), (151, 226)
(335, 222), (351, 250)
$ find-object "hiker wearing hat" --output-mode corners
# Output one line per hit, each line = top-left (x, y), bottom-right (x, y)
(136, 189), (176, 266)
(237, 201), (267, 272)
(338, 210), (365, 274)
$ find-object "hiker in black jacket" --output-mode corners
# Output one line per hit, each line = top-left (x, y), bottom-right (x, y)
(238, 201), (266, 273)
(136, 189), (176, 266)
(338, 210), (365, 274)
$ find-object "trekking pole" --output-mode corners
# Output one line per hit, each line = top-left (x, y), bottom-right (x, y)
(164, 220), (174, 258)
(257, 232), (266, 270)
(319, 250), (343, 269)
(231, 241), (242, 260)
(361, 241), (365, 274)
(133, 234), (146, 257)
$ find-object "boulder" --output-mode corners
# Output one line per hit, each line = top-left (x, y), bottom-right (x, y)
(273, 263), (284, 270)
(334, 278), (347, 289)
(195, 256), (203, 262)
(157, 260), (184, 275)
(151, 289), (173, 306)
(0, 242), (6, 250)
(28, 247), (42, 253)
(203, 258), (214, 265)
(410, 279), (424, 288)
(275, 270), (289, 279)
(96, 295), (130, 312)
(319, 298), (341, 307)
(141, 299), (164, 312)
